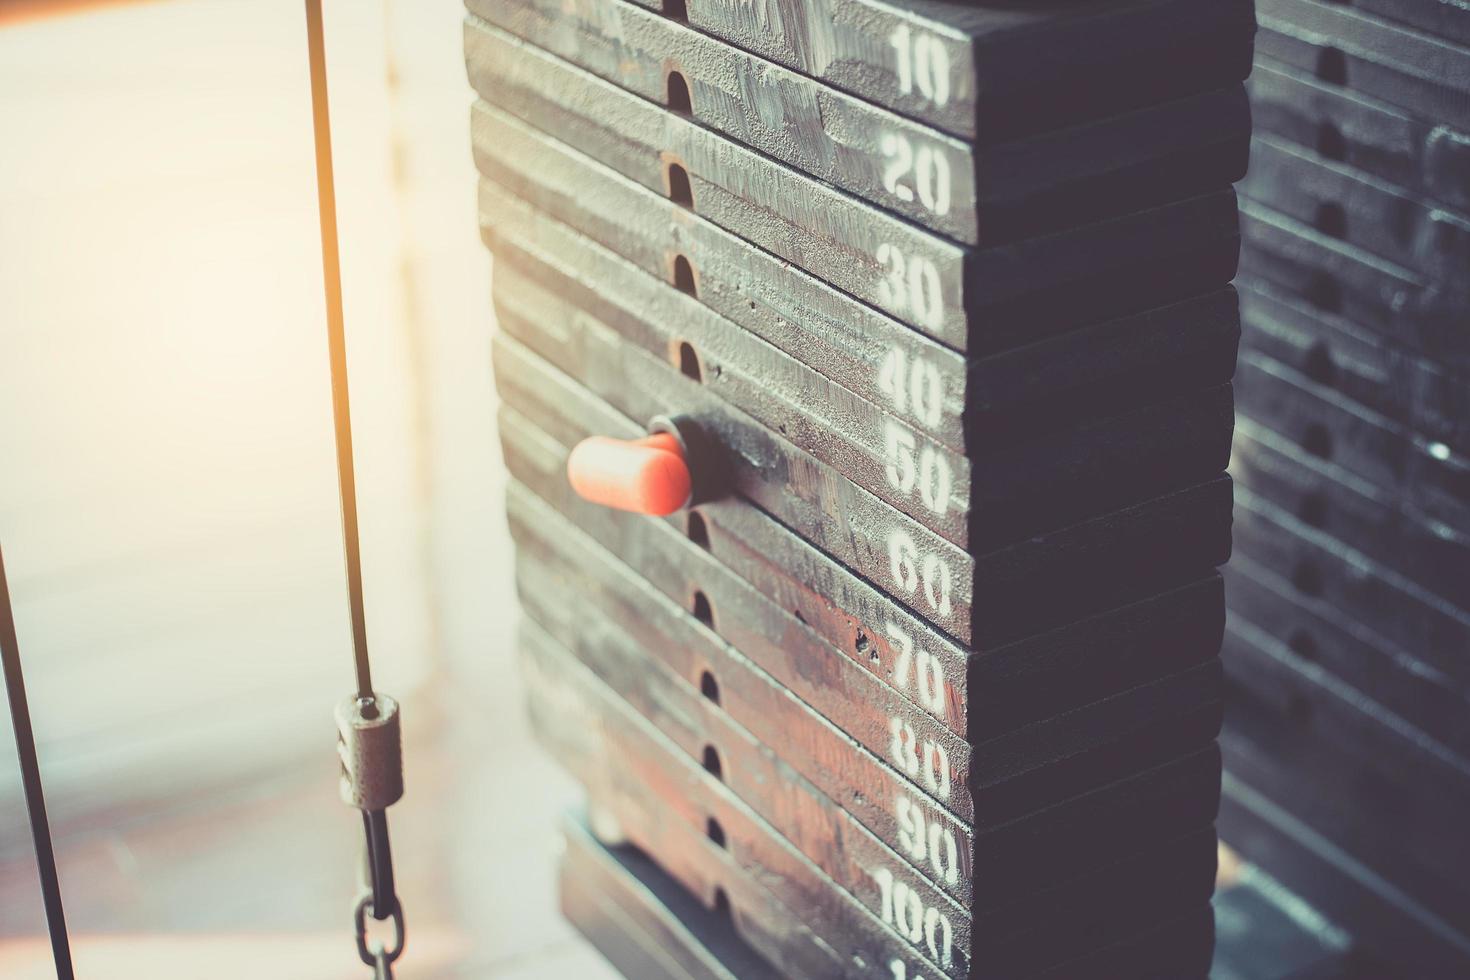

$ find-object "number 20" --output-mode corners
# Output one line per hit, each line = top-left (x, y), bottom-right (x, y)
(881, 133), (951, 217)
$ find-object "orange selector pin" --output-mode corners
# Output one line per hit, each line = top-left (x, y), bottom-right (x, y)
(568, 415), (724, 517)
(567, 431), (693, 516)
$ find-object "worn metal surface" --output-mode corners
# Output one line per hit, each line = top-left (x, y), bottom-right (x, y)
(523, 615), (956, 979)
(463, 24), (1243, 349)
(617, 0), (1256, 142)
(482, 183), (1238, 551)
(567, 811), (1358, 980)
(1232, 485), (1470, 679)
(512, 479), (1224, 842)
(492, 325), (1234, 648)
(1224, 620), (1470, 838)
(1243, 134), (1470, 279)
(1308, 0), (1470, 46)
(1230, 416), (1470, 606)
(462, 4), (1248, 975)
(1258, 0), (1470, 131)
(1238, 282), (1469, 448)
(471, 105), (1243, 455)
(1223, 554), (1470, 763)
(1222, 0), (1470, 972)
(464, 0), (1251, 245)
(1239, 200), (1467, 370)
(1233, 349), (1469, 528)
(559, 811), (782, 980)
(1247, 61), (1470, 216)
(522, 617), (1220, 978)
(502, 407), (1226, 747)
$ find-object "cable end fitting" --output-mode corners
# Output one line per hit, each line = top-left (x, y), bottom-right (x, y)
(336, 693), (403, 811)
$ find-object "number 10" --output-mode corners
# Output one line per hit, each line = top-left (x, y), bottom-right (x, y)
(889, 24), (952, 108)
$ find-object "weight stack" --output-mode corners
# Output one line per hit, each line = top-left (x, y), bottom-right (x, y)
(1221, 0), (1470, 976)
(466, 1), (1255, 976)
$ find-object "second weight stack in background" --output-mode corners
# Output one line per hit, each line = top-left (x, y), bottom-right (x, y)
(1218, 0), (1470, 977)
(468, 0), (1256, 976)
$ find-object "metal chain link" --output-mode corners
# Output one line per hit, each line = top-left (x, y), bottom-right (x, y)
(355, 892), (406, 973)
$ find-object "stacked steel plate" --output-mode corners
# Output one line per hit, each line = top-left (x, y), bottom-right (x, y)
(1220, 0), (1470, 975)
(466, 1), (1255, 976)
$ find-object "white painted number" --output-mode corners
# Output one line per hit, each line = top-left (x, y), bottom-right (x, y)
(889, 24), (952, 107)
(875, 243), (944, 330)
(920, 551), (952, 619)
(885, 423), (917, 495)
(887, 717), (952, 802)
(890, 959), (924, 980)
(883, 421), (953, 517)
(895, 794), (960, 886)
(889, 716), (920, 775)
(881, 133), (914, 203)
(881, 133), (952, 217)
(888, 528), (920, 594)
(873, 866), (956, 967)
(878, 348), (945, 430)
(887, 531), (953, 618)
(884, 621), (947, 719)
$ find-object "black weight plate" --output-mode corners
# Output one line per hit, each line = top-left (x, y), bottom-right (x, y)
(541, 670), (869, 979)
(1221, 646), (1470, 955)
(523, 618), (963, 979)
(1223, 613), (1470, 814)
(560, 809), (784, 980)
(513, 489), (1223, 836)
(1242, 133), (1470, 279)
(473, 104), (1242, 457)
(1234, 349), (1470, 531)
(1239, 200), (1469, 372)
(1239, 280), (1470, 449)
(1230, 416), (1470, 598)
(486, 185), (1237, 550)
(1233, 484), (1470, 684)
(492, 328), (1234, 648)
(1223, 554), (1470, 761)
(523, 618), (1222, 977)
(523, 540), (1223, 952)
(1032, 904), (1215, 979)
(1220, 770), (1470, 978)
(463, 27), (1242, 350)
(466, 0), (1251, 245)
(502, 403), (1225, 747)
(621, 0), (1255, 143)
(523, 603), (1222, 929)
(1258, 0), (1470, 129)
(1247, 60), (1470, 216)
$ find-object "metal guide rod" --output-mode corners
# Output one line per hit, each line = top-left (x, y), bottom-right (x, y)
(303, 5), (405, 974)
(305, 0), (374, 707)
(0, 543), (75, 980)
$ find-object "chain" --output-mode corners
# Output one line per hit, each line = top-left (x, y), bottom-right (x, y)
(355, 892), (406, 978)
